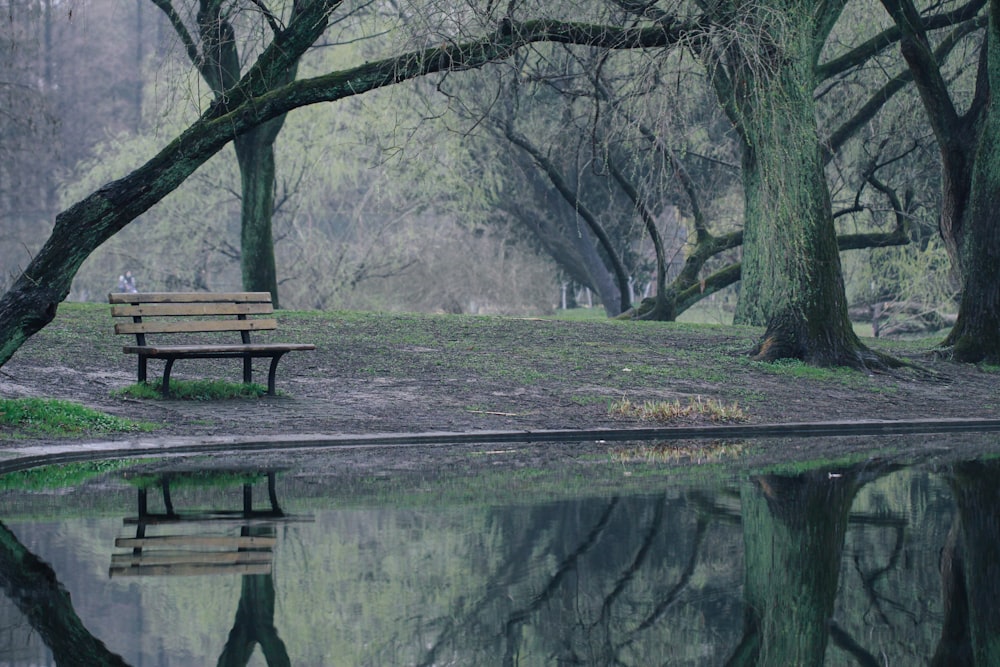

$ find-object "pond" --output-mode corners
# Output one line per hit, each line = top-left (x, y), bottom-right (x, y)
(0, 436), (998, 666)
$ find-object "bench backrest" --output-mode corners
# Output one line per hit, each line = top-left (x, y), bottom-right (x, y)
(109, 292), (277, 344)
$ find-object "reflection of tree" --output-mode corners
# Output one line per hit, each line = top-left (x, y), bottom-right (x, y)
(0, 520), (130, 666)
(932, 460), (1000, 666)
(216, 568), (291, 667)
(414, 491), (735, 666)
(727, 471), (860, 667)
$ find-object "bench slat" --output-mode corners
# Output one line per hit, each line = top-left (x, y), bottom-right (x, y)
(115, 319), (279, 335)
(111, 551), (272, 567)
(111, 302), (274, 318)
(109, 563), (272, 577)
(121, 343), (315, 355)
(109, 291), (273, 304)
(115, 535), (277, 549)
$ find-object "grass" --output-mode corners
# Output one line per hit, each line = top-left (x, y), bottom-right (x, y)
(609, 396), (749, 424)
(0, 398), (156, 438)
(113, 379), (270, 400)
(609, 439), (748, 465)
(0, 459), (139, 490)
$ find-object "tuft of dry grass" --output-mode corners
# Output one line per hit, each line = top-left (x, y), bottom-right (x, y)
(610, 439), (747, 465)
(608, 396), (748, 424)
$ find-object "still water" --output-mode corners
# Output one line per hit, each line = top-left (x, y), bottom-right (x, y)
(0, 440), (996, 666)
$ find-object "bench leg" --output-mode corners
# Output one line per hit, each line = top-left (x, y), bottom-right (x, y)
(243, 356), (253, 385)
(138, 356), (148, 383)
(266, 353), (287, 395)
(162, 359), (176, 397)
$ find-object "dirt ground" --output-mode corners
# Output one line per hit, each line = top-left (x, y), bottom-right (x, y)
(1, 304), (999, 472)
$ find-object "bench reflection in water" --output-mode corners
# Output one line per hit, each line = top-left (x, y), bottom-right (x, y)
(109, 469), (310, 578)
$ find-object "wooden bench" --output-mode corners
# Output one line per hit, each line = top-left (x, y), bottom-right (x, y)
(109, 291), (315, 396)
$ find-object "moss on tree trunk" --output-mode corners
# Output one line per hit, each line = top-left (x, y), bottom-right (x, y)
(711, 2), (888, 368)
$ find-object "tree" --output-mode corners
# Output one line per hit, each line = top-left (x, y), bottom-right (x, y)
(0, 521), (129, 666)
(150, 0), (310, 307)
(937, 460), (1000, 665)
(727, 471), (860, 666)
(692, 2), (888, 366)
(879, 0), (1000, 362)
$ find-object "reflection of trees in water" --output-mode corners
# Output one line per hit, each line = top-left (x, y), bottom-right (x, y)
(727, 470), (862, 666)
(0, 520), (128, 666)
(217, 571), (290, 666)
(934, 460), (1000, 666)
(8, 459), (1000, 665)
(415, 491), (744, 666)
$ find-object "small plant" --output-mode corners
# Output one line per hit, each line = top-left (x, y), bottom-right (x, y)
(114, 379), (270, 400)
(609, 396), (748, 424)
(0, 398), (156, 437)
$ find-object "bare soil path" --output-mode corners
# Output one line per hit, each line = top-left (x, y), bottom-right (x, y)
(2, 304), (998, 471)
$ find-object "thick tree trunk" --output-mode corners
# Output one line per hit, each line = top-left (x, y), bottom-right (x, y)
(881, 0), (999, 361)
(727, 472), (857, 666)
(941, 1), (1000, 362)
(712, 3), (885, 367)
(948, 460), (1000, 666)
(234, 117), (288, 307)
(0, 521), (128, 666)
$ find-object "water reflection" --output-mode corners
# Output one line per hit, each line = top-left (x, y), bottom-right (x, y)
(0, 447), (998, 665)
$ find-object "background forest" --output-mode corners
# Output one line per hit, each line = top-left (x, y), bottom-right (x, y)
(0, 0), (964, 333)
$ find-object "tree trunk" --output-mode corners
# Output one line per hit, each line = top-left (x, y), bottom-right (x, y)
(727, 472), (858, 667)
(880, 0), (999, 361)
(234, 119), (286, 307)
(942, 1), (1000, 362)
(713, 2), (883, 367)
(949, 460), (1000, 666)
(0, 521), (129, 666)
(193, 2), (300, 308)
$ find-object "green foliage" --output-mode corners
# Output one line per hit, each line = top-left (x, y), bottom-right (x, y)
(113, 379), (269, 401)
(0, 398), (155, 437)
(747, 357), (879, 389)
(844, 238), (958, 335)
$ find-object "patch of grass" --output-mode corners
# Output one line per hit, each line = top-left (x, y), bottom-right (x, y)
(569, 395), (607, 406)
(747, 357), (877, 389)
(610, 439), (748, 465)
(113, 379), (269, 400)
(609, 396), (749, 424)
(124, 469), (264, 490)
(0, 459), (138, 491)
(0, 398), (156, 438)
